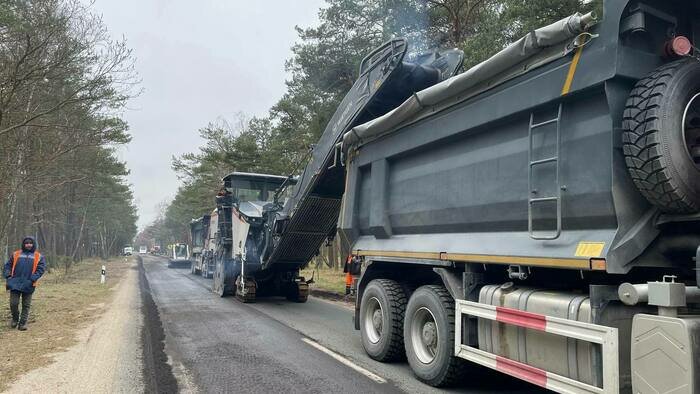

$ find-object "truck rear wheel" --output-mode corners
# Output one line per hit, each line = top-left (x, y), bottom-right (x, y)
(404, 285), (464, 387)
(360, 279), (407, 362)
(622, 59), (700, 213)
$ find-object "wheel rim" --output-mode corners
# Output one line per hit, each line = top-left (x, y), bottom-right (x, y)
(363, 297), (383, 344)
(682, 92), (700, 170)
(410, 307), (439, 364)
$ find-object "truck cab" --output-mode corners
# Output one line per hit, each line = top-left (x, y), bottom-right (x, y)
(224, 172), (293, 265)
(227, 172), (289, 203)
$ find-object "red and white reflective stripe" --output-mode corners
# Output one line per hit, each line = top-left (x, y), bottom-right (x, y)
(495, 306), (547, 331)
(496, 355), (547, 387)
(455, 344), (607, 393)
(455, 300), (619, 394)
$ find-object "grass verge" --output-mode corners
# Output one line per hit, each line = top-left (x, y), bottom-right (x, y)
(300, 264), (347, 296)
(0, 256), (132, 391)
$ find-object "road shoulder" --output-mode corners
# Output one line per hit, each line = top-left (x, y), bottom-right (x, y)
(3, 259), (143, 393)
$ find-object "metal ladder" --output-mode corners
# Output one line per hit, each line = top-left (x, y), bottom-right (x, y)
(528, 103), (563, 240)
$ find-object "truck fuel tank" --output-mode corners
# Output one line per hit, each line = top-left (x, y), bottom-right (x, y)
(478, 283), (653, 390)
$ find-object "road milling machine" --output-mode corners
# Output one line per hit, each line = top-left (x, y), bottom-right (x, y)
(207, 41), (464, 302)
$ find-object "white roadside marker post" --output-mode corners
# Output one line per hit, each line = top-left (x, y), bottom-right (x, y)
(101, 265), (106, 284)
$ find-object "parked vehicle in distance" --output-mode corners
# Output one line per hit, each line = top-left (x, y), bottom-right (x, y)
(122, 246), (133, 256)
(139, 246), (147, 254)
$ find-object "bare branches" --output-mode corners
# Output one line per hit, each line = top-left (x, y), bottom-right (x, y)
(0, 0), (139, 259)
(0, 0), (139, 138)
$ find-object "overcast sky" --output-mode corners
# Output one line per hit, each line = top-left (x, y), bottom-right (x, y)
(91, 0), (324, 229)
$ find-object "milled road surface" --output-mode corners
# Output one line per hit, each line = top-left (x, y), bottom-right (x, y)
(5, 256), (547, 393)
(142, 255), (545, 394)
(141, 255), (398, 393)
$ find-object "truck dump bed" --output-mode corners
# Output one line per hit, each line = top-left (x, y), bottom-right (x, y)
(339, 0), (700, 274)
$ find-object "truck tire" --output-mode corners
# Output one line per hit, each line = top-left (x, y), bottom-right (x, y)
(404, 285), (464, 387)
(622, 59), (700, 213)
(359, 279), (407, 362)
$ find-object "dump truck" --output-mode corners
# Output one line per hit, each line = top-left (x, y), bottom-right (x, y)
(210, 43), (464, 302)
(189, 215), (210, 275)
(330, 1), (700, 393)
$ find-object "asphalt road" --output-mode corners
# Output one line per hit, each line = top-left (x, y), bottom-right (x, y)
(140, 255), (546, 394)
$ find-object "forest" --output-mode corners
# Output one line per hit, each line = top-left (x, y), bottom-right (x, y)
(0, 0), (600, 266)
(0, 0), (139, 265)
(144, 0), (600, 266)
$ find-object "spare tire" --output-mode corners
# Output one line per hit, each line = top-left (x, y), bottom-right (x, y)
(622, 59), (700, 213)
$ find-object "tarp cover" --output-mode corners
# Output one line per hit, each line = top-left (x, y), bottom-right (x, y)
(342, 12), (592, 151)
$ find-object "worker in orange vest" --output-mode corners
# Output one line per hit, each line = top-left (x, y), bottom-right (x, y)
(3, 236), (46, 331)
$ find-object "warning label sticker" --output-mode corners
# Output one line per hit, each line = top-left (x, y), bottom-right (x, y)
(575, 242), (605, 258)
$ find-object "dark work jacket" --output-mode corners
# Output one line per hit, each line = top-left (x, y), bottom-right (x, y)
(4, 251), (46, 294)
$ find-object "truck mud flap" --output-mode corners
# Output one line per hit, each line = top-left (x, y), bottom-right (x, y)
(455, 300), (619, 394)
